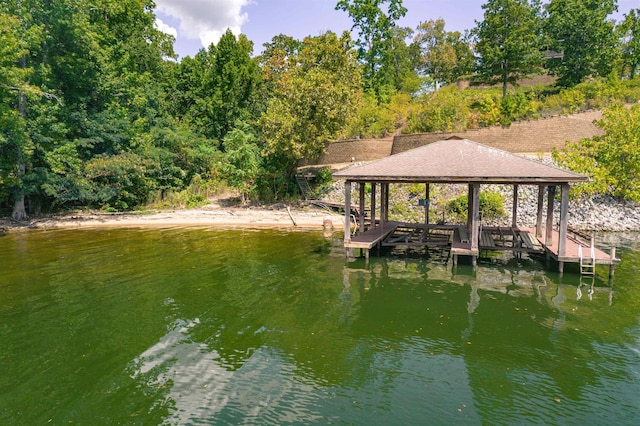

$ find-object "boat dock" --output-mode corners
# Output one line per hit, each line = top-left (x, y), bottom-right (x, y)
(334, 139), (621, 278)
(345, 221), (619, 276)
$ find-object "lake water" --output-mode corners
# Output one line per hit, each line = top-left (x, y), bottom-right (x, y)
(1, 227), (639, 424)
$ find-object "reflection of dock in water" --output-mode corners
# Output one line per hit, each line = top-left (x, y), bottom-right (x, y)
(343, 257), (615, 308)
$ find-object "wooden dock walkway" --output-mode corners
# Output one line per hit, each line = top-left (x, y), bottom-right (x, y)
(345, 221), (618, 276)
(345, 222), (454, 258)
(522, 227), (619, 268)
(478, 226), (544, 253)
(344, 221), (401, 253)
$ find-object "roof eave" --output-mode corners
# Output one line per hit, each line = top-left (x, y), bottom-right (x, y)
(340, 176), (587, 184)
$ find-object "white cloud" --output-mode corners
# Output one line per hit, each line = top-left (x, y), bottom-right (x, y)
(154, 17), (178, 39)
(155, 0), (250, 48)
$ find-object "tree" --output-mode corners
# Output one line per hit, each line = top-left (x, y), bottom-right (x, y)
(378, 26), (422, 96)
(222, 123), (261, 203)
(414, 19), (474, 89)
(617, 9), (640, 78)
(553, 102), (640, 201)
(545, 0), (620, 86)
(171, 30), (260, 144)
(0, 3), (48, 220)
(258, 34), (302, 83)
(335, 0), (407, 97)
(473, 0), (545, 98)
(207, 30), (261, 143)
(255, 34), (303, 114)
(0, 13), (27, 217)
(260, 31), (362, 182)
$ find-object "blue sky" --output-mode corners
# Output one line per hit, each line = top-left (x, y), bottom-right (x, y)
(154, 0), (638, 59)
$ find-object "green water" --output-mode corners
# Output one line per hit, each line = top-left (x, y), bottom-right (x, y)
(1, 227), (639, 425)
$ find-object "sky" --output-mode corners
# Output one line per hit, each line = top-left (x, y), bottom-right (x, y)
(154, 0), (639, 59)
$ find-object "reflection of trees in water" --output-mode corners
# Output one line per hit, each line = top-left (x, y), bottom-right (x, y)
(4, 229), (638, 423)
(344, 257), (638, 423)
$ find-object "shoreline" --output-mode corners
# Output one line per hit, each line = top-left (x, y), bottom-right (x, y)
(0, 204), (345, 233)
(2, 193), (639, 234)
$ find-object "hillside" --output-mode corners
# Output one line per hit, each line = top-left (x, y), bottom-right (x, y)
(305, 109), (604, 167)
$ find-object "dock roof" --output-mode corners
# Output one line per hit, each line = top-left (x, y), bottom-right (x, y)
(333, 139), (587, 184)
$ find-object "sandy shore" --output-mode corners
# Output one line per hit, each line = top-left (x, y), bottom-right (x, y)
(0, 203), (345, 232)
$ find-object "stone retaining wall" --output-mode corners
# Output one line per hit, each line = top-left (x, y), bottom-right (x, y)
(392, 110), (604, 155)
(300, 138), (393, 166)
(303, 110), (605, 167)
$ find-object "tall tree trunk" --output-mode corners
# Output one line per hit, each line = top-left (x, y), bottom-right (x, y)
(11, 155), (27, 221)
(12, 55), (28, 221)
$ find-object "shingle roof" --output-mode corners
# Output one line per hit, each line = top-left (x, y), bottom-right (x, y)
(333, 139), (586, 184)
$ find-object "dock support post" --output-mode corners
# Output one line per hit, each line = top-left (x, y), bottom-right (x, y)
(512, 185), (519, 228)
(425, 183), (430, 225)
(610, 247), (616, 278)
(370, 183), (377, 229)
(545, 185), (556, 247)
(344, 181), (352, 244)
(470, 184), (480, 253)
(380, 184), (386, 226)
(470, 183), (480, 269)
(559, 261), (564, 275)
(558, 184), (569, 258)
(359, 182), (365, 235)
(536, 185), (545, 238)
(383, 183), (390, 222)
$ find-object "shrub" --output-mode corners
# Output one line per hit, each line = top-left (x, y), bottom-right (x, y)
(448, 191), (506, 221)
(315, 166), (333, 185)
(553, 102), (640, 202)
(344, 92), (395, 138)
(469, 93), (501, 128)
(407, 86), (470, 133)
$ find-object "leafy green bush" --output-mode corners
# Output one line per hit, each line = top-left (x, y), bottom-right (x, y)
(448, 191), (506, 221)
(619, 77), (640, 102)
(315, 166), (333, 185)
(469, 93), (501, 128)
(500, 92), (540, 124)
(345, 92), (395, 138)
(553, 102), (640, 201)
(543, 87), (586, 114)
(407, 86), (470, 133)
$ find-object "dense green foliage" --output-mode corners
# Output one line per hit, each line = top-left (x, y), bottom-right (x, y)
(473, 0), (545, 97)
(335, 0), (413, 98)
(553, 103), (640, 202)
(545, 0), (619, 87)
(2, 0), (640, 217)
(407, 76), (640, 133)
(448, 191), (506, 221)
(260, 31), (362, 184)
(414, 19), (474, 89)
(617, 9), (640, 78)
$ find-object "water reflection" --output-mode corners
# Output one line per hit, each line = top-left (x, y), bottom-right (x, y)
(340, 256), (638, 423)
(1, 229), (639, 424)
(131, 318), (325, 424)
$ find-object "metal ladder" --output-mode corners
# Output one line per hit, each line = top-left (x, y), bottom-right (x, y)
(578, 237), (596, 275)
(295, 174), (313, 200)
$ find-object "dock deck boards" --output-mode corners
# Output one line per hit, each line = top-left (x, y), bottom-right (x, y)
(451, 227), (477, 256)
(523, 227), (618, 265)
(344, 221), (401, 250)
(382, 224), (451, 247)
(344, 221), (618, 271)
(478, 227), (544, 253)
